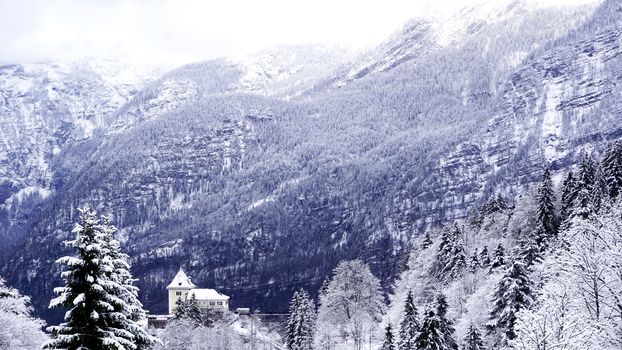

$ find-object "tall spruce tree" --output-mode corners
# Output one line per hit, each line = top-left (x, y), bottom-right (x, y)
(44, 208), (136, 350)
(415, 310), (445, 350)
(591, 165), (609, 214)
(479, 246), (491, 268)
(286, 290), (301, 350)
(601, 140), (622, 199)
(435, 293), (458, 350)
(100, 216), (155, 349)
(468, 250), (480, 273)
(398, 290), (419, 350)
(438, 225), (466, 279)
(490, 244), (506, 271)
(573, 153), (597, 220)
(534, 168), (557, 249)
(560, 172), (577, 223)
(382, 323), (396, 350)
(488, 260), (534, 342)
(462, 323), (486, 350)
(286, 289), (315, 350)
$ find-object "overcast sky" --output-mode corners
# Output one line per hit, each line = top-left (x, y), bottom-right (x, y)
(0, 0), (600, 65)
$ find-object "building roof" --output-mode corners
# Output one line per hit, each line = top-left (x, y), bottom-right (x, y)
(188, 288), (230, 301)
(166, 269), (196, 289)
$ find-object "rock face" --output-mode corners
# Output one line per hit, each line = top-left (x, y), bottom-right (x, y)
(2, 0), (621, 323)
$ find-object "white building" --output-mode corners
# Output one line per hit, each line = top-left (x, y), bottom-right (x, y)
(166, 269), (230, 315)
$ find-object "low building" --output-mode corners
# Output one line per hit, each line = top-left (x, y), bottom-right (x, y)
(166, 269), (230, 315)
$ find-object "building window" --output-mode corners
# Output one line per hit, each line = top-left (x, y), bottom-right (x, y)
(210, 302), (216, 306)
(217, 301), (223, 306)
(176, 291), (182, 296)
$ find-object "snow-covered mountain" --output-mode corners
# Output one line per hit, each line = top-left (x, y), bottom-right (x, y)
(1, 0), (620, 324)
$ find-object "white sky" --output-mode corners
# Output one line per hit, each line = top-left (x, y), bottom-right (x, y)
(0, 0), (601, 65)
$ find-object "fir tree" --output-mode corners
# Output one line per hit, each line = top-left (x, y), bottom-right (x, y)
(435, 293), (458, 350)
(534, 168), (557, 249)
(559, 172), (577, 223)
(601, 140), (622, 199)
(591, 165), (609, 214)
(490, 244), (506, 271)
(286, 291), (300, 350)
(44, 208), (136, 350)
(488, 260), (534, 342)
(415, 310), (445, 350)
(462, 323), (486, 350)
(381, 323), (396, 350)
(468, 250), (480, 273)
(398, 290), (419, 350)
(286, 289), (315, 350)
(438, 225), (466, 279)
(573, 153), (597, 220)
(516, 235), (541, 267)
(479, 246), (491, 268)
(100, 216), (155, 349)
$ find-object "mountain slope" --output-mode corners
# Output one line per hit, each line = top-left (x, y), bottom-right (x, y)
(1, 0), (618, 324)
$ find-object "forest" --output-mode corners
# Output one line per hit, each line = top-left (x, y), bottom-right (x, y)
(2, 140), (622, 350)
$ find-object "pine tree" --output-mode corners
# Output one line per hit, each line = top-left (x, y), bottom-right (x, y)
(382, 323), (396, 350)
(100, 216), (155, 349)
(438, 225), (466, 279)
(534, 168), (557, 249)
(488, 260), (534, 342)
(286, 289), (315, 350)
(435, 293), (458, 350)
(479, 246), (491, 268)
(559, 172), (577, 223)
(490, 244), (506, 271)
(601, 140), (622, 199)
(462, 323), (486, 350)
(573, 153), (597, 220)
(516, 236), (541, 267)
(468, 249), (480, 273)
(286, 290), (300, 350)
(44, 208), (136, 350)
(398, 290), (419, 350)
(591, 165), (609, 214)
(415, 310), (445, 350)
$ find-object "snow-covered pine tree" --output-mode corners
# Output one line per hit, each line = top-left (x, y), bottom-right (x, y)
(490, 244), (506, 271)
(534, 168), (557, 249)
(479, 246), (491, 268)
(590, 165), (609, 214)
(468, 250), (480, 273)
(44, 207), (136, 350)
(286, 290), (301, 350)
(516, 236), (541, 267)
(488, 260), (534, 342)
(398, 290), (419, 350)
(560, 171), (577, 223)
(438, 225), (466, 279)
(435, 293), (458, 350)
(414, 310), (446, 350)
(601, 140), (622, 199)
(175, 294), (203, 325)
(298, 289), (316, 350)
(573, 153), (597, 220)
(462, 323), (486, 350)
(100, 216), (156, 350)
(381, 323), (396, 350)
